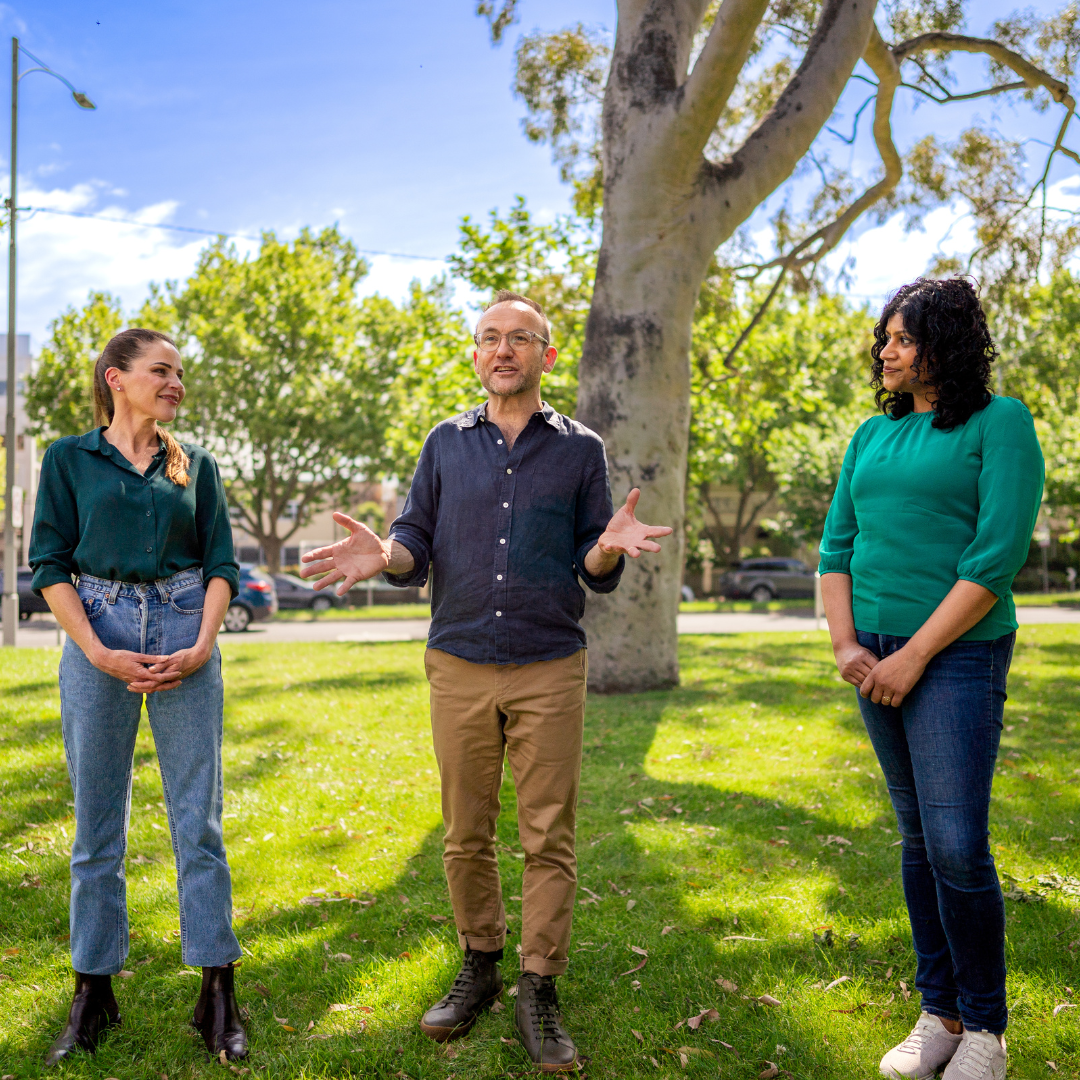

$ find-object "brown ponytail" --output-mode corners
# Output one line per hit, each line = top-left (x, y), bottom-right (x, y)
(93, 328), (190, 487)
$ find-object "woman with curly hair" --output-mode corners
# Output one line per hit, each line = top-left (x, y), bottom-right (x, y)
(819, 278), (1044, 1080)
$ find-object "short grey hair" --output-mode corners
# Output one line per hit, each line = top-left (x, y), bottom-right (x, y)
(478, 289), (552, 342)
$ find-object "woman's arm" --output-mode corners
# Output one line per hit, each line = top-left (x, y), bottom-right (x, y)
(41, 582), (175, 693)
(147, 576), (232, 685)
(820, 573), (880, 687)
(857, 580), (998, 707)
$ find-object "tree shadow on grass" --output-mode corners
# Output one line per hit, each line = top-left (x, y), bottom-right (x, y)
(4, 635), (1080, 1078)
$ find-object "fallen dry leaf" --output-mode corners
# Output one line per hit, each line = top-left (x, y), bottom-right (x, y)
(626, 899), (637, 911)
(760, 1063), (780, 1079)
(306, 1020), (315, 1031)
(500, 1036), (518, 1045)
(491, 1001), (506, 1014)
(661, 925), (675, 936)
(430, 914), (448, 923)
(619, 956), (649, 977)
(687, 1008), (720, 1030)
(1053, 1003), (1077, 1017)
(219, 1050), (228, 1065)
(824, 976), (852, 991)
(307, 1033), (331, 1040)
(758, 994), (782, 1007)
(2, 948), (18, 956)
(327, 1004), (351, 1012)
(358, 1005), (375, 1013)
(444, 1045), (458, 1059)
(899, 980), (911, 1001)
(1047, 1062), (1058, 1072)
(716, 978), (739, 993)
(885, 966), (893, 980)
(331, 952), (352, 962)
(631, 1028), (644, 1042)
(649, 1057), (660, 1068)
(631, 945), (649, 957)
(117, 970), (134, 978)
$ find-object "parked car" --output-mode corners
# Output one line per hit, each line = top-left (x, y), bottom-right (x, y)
(224, 565), (278, 632)
(719, 558), (816, 602)
(272, 572), (345, 612)
(0, 569), (52, 620)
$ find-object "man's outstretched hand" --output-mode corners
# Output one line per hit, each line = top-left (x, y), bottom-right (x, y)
(299, 512), (390, 595)
(590, 488), (673, 572)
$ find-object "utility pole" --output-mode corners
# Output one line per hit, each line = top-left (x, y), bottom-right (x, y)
(1, 39), (94, 646)
(2, 37), (18, 646)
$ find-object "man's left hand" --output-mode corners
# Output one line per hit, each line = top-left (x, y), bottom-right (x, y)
(596, 488), (673, 559)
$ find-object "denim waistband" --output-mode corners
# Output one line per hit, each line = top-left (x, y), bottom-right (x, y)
(75, 567), (204, 604)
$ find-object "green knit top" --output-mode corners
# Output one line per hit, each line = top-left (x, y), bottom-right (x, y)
(818, 396), (1044, 640)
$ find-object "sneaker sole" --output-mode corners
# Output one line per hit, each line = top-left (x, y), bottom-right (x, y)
(418, 992), (501, 1043)
(538, 1055), (580, 1073)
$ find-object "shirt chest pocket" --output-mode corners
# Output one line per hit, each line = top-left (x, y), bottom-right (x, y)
(526, 470), (578, 517)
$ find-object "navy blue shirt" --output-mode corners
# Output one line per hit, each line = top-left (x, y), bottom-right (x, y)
(385, 402), (624, 665)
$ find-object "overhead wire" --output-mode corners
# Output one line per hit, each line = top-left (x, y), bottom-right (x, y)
(19, 204), (445, 261)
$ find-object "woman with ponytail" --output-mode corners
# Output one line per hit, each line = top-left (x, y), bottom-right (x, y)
(28, 328), (248, 1066)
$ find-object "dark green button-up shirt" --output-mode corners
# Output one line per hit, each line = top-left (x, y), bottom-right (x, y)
(29, 427), (239, 598)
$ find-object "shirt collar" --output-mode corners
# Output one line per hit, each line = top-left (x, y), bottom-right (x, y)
(456, 401), (562, 430)
(75, 426), (167, 463)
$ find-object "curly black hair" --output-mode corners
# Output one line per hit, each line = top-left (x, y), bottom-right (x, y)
(870, 277), (995, 430)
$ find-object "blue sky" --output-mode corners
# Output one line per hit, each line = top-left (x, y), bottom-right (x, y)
(4, 0), (1077, 345)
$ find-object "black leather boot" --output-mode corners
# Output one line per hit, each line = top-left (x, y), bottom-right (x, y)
(515, 971), (579, 1073)
(44, 971), (121, 1066)
(419, 948), (503, 1042)
(192, 962), (248, 1060)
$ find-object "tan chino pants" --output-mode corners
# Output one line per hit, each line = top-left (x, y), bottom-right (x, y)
(425, 647), (587, 977)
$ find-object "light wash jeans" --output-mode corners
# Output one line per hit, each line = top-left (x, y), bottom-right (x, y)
(59, 568), (240, 975)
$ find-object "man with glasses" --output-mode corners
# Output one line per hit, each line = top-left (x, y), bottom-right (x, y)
(300, 290), (671, 1071)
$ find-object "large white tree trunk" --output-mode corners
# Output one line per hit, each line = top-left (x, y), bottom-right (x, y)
(577, 0), (877, 692)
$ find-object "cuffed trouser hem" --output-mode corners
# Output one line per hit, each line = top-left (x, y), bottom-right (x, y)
(458, 931), (506, 952)
(924, 1006), (962, 1022)
(520, 954), (569, 976)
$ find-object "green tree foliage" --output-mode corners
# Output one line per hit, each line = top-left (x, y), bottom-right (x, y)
(156, 228), (397, 572)
(995, 270), (1080, 538)
(688, 270), (876, 564)
(24, 291), (124, 443)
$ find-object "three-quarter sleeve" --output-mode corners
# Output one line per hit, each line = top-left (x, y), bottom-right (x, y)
(195, 454), (240, 598)
(818, 423), (863, 576)
(956, 399), (1044, 597)
(28, 443), (80, 595)
(573, 440), (623, 594)
(383, 433), (438, 588)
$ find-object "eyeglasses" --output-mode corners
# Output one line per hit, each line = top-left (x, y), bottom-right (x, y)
(474, 328), (549, 353)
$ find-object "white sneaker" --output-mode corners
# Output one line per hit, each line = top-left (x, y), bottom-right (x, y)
(942, 1030), (1006, 1080)
(880, 1012), (963, 1079)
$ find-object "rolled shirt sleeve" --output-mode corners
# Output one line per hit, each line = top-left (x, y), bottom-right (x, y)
(28, 443), (80, 594)
(573, 441), (624, 593)
(383, 434), (437, 589)
(196, 457), (240, 599)
(956, 399), (1045, 597)
(817, 422), (863, 576)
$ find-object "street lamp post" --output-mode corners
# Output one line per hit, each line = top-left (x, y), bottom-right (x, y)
(2, 38), (94, 646)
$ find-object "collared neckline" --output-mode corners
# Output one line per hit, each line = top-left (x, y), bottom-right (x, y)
(458, 401), (562, 430)
(75, 426), (167, 471)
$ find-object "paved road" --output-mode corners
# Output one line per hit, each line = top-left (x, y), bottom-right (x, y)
(9, 606), (1080, 649)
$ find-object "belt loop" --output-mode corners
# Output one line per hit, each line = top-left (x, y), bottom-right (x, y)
(108, 580), (121, 605)
(156, 578), (169, 603)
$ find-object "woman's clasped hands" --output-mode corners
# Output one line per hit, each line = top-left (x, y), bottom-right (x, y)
(88, 643), (210, 694)
(833, 639), (928, 709)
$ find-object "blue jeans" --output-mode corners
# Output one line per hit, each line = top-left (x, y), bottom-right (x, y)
(59, 569), (240, 975)
(856, 630), (1014, 1035)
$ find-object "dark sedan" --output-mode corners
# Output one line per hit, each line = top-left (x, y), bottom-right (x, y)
(223, 566), (278, 632)
(719, 558), (816, 602)
(0, 569), (52, 620)
(272, 573), (345, 612)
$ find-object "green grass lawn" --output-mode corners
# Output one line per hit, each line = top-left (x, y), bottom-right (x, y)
(2, 629), (1080, 1078)
(271, 603), (432, 622)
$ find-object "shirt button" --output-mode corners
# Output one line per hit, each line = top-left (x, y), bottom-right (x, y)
(506, 468), (512, 474)
(146, 510), (152, 517)
(497, 439), (503, 445)
(499, 539), (506, 544)
(503, 502), (509, 508)
(497, 574), (503, 581)
(496, 611), (502, 617)
(145, 546), (153, 553)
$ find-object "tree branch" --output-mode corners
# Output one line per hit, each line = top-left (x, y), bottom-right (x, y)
(679, 0), (772, 151)
(700, 0), (877, 236)
(894, 32), (1072, 107)
(900, 78), (1028, 104)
